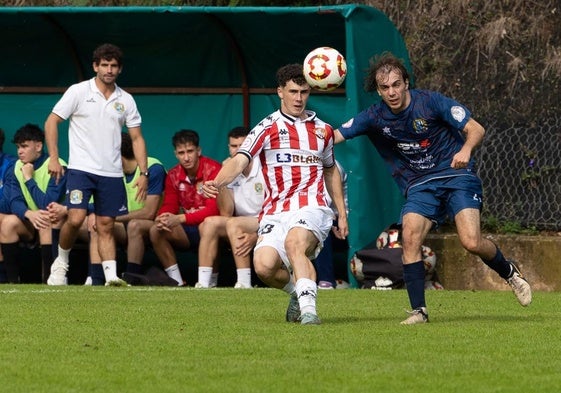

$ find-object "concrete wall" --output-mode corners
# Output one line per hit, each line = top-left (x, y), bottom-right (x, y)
(425, 234), (561, 292)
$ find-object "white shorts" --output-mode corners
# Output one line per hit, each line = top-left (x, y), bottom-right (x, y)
(255, 206), (334, 271)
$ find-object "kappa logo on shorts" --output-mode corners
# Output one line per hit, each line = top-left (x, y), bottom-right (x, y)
(69, 190), (83, 205)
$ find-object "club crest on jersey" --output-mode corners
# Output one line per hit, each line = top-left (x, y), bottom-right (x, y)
(69, 189), (83, 205)
(451, 106), (466, 122)
(254, 183), (264, 194)
(412, 118), (428, 134)
(314, 127), (326, 139)
(113, 102), (125, 114)
(196, 182), (204, 194)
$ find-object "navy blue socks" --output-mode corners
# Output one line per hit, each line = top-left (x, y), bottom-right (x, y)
(403, 261), (426, 310)
(481, 247), (512, 279)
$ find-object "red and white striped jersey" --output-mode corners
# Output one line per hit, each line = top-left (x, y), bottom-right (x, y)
(237, 109), (336, 219)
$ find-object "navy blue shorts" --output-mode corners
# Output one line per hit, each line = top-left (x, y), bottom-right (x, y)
(401, 175), (483, 226)
(66, 169), (128, 217)
(182, 224), (201, 249)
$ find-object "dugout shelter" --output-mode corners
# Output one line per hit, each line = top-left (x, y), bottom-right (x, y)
(0, 5), (411, 284)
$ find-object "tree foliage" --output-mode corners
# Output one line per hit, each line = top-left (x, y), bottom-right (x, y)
(368, 0), (561, 124)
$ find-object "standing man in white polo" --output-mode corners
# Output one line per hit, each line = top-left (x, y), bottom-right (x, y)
(45, 43), (148, 286)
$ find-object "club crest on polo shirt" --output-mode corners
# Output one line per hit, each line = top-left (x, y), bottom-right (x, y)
(69, 190), (83, 204)
(254, 183), (263, 194)
(113, 102), (125, 114)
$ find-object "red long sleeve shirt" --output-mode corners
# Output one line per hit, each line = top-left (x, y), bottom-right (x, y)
(158, 156), (221, 225)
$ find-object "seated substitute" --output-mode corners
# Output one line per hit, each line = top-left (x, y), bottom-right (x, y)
(196, 126), (265, 289)
(150, 129), (221, 286)
(0, 124), (67, 283)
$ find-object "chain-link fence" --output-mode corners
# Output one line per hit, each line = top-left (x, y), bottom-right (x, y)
(476, 114), (561, 231)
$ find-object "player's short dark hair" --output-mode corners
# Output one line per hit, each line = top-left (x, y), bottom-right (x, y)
(12, 123), (44, 145)
(93, 43), (124, 66)
(172, 129), (199, 148)
(121, 132), (134, 160)
(227, 126), (250, 139)
(364, 52), (410, 92)
(276, 64), (307, 87)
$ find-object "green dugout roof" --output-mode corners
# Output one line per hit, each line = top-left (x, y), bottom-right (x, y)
(0, 5), (410, 280)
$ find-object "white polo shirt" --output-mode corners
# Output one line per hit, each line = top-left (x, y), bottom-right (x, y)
(51, 78), (142, 177)
(227, 159), (265, 217)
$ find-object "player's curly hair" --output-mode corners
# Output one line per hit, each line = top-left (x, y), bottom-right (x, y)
(276, 64), (307, 87)
(93, 43), (124, 66)
(364, 52), (410, 92)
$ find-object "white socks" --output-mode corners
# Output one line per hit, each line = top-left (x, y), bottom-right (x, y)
(198, 267), (213, 288)
(282, 279), (296, 296)
(101, 260), (118, 282)
(236, 268), (252, 288)
(57, 246), (71, 266)
(165, 264), (184, 286)
(210, 273), (218, 288)
(295, 278), (318, 315)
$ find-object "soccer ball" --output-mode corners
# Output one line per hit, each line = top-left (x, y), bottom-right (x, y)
(376, 231), (389, 249)
(349, 254), (364, 282)
(387, 229), (402, 248)
(303, 47), (347, 91)
(335, 279), (350, 289)
(421, 245), (437, 275)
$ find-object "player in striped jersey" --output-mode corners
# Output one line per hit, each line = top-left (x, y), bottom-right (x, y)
(202, 64), (348, 325)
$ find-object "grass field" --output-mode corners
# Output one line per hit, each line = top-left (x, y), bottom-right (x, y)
(1, 286), (559, 393)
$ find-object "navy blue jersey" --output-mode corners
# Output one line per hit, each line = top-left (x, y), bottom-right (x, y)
(339, 89), (478, 195)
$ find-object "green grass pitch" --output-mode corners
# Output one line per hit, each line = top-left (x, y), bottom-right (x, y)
(1, 286), (560, 393)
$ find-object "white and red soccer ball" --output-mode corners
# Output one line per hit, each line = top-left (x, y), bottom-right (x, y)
(303, 47), (347, 91)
